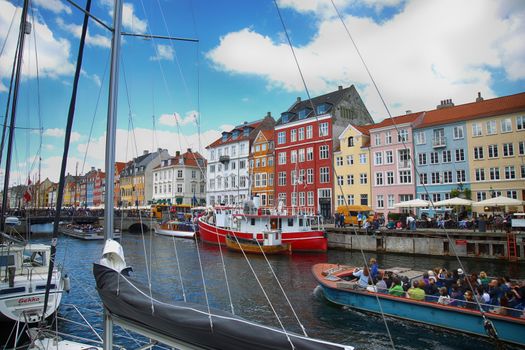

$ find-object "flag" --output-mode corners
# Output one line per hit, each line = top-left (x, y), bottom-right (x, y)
(23, 188), (32, 202)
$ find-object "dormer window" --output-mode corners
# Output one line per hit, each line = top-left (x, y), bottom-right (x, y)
(281, 112), (294, 124)
(316, 103), (331, 115)
(221, 132), (230, 142)
(348, 136), (354, 147)
(232, 130), (240, 139)
(298, 108), (311, 119)
(243, 127), (252, 137)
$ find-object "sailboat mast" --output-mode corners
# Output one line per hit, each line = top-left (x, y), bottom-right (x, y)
(1, 0), (29, 232)
(103, 1), (123, 349)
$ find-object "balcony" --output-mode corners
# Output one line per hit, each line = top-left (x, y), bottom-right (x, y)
(398, 159), (411, 169)
(432, 136), (447, 148)
(219, 155), (230, 164)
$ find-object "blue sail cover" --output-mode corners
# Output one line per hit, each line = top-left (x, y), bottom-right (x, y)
(94, 264), (352, 350)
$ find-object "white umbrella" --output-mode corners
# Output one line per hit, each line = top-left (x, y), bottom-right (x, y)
(472, 196), (523, 207)
(393, 198), (430, 208)
(433, 197), (474, 207)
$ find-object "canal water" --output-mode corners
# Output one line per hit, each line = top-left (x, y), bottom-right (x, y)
(43, 233), (524, 350)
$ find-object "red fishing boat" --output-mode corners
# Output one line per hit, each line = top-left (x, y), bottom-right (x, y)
(198, 201), (327, 252)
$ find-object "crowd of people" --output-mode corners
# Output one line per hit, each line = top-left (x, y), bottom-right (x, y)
(348, 259), (525, 317)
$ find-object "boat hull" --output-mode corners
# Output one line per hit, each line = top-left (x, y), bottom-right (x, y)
(154, 227), (195, 239)
(312, 263), (525, 347)
(61, 227), (121, 240)
(225, 236), (290, 254)
(198, 218), (327, 252)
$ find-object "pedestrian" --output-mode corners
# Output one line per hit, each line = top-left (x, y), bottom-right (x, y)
(334, 212), (340, 228)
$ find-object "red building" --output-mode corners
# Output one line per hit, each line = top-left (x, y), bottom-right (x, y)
(274, 86), (372, 218)
(93, 170), (105, 206)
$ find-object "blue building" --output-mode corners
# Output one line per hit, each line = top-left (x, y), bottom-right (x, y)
(413, 101), (471, 217)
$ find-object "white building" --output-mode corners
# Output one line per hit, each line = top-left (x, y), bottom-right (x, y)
(206, 115), (275, 206)
(152, 149), (206, 205)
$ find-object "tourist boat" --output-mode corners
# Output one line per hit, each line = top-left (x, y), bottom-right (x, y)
(198, 200), (327, 252)
(154, 220), (196, 239)
(0, 243), (65, 324)
(312, 263), (525, 347)
(60, 224), (121, 240)
(225, 231), (291, 254)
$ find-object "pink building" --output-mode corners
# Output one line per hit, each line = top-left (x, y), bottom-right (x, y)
(369, 112), (424, 217)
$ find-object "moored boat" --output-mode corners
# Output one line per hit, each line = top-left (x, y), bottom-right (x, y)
(154, 220), (196, 239)
(225, 231), (291, 254)
(198, 202), (327, 252)
(60, 224), (121, 240)
(312, 263), (525, 347)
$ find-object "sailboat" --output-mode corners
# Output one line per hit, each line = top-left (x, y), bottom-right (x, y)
(0, 0), (65, 335)
(91, 1), (353, 349)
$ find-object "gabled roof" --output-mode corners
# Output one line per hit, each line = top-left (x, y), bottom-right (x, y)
(261, 129), (274, 141)
(371, 111), (424, 131)
(418, 92), (525, 128)
(154, 149), (207, 169)
(207, 115), (274, 149)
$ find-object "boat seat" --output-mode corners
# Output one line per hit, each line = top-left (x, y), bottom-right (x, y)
(336, 281), (359, 290)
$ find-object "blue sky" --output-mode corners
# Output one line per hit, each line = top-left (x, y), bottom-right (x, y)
(0, 0), (524, 184)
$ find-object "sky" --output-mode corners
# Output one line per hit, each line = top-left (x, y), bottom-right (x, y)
(0, 0), (524, 185)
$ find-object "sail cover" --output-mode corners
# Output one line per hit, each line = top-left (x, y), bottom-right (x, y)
(94, 264), (352, 350)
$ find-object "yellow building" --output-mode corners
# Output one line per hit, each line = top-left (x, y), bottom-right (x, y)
(333, 124), (373, 209)
(466, 97), (525, 211)
(250, 130), (275, 207)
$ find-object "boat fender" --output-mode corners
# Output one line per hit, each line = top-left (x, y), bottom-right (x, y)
(483, 319), (499, 340)
(63, 274), (71, 293)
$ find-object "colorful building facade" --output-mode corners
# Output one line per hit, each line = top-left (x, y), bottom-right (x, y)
(250, 130), (275, 207)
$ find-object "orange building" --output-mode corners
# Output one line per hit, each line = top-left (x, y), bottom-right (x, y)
(250, 130), (275, 207)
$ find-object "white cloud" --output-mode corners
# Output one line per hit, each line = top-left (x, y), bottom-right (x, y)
(101, 1), (148, 33)
(158, 111), (198, 127)
(0, 2), (75, 84)
(56, 18), (111, 48)
(81, 69), (102, 86)
(44, 144), (55, 151)
(208, 0), (525, 119)
(43, 128), (81, 142)
(150, 44), (174, 61)
(33, 0), (72, 14)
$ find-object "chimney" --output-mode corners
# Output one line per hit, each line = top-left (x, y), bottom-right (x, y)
(91, 166), (95, 171)
(266, 111), (271, 117)
(143, 150), (148, 155)
(406, 110), (412, 114)
(338, 85), (343, 90)
(436, 98), (454, 109)
(176, 151), (180, 156)
(296, 97), (301, 103)
(476, 92), (484, 102)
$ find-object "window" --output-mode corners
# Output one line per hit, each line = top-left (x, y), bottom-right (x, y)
(443, 171), (453, 183)
(375, 172), (383, 185)
(348, 137), (354, 147)
(442, 150), (451, 163)
(489, 167), (500, 180)
(255, 145), (260, 152)
(291, 150), (297, 163)
(384, 151), (393, 164)
(385, 131), (392, 144)
(307, 192), (314, 206)
(519, 141), (525, 155)
(517, 116), (525, 130)
(431, 172), (440, 184)
(320, 167), (330, 183)
(453, 126), (464, 139)
(486, 120), (497, 135)
(346, 174), (354, 185)
(290, 129), (297, 142)
(359, 173), (367, 184)
(298, 127), (304, 140)
(299, 192), (305, 206)
(277, 131), (286, 144)
(269, 173), (274, 186)
(347, 194), (355, 205)
(306, 147), (314, 161)
(472, 123), (482, 137)
(501, 118), (512, 133)
(359, 153), (367, 164)
(419, 173), (428, 185)
(261, 158), (265, 167)
(488, 144), (499, 158)
(291, 170), (297, 185)
(503, 143), (514, 157)
(291, 192), (297, 207)
(432, 193), (441, 203)
(255, 158), (260, 168)
(210, 150), (216, 161)
(306, 125), (313, 139)
(337, 195), (344, 207)
(522, 165), (525, 178)
(337, 175), (344, 186)
(299, 169), (305, 184)
(336, 156), (343, 166)
(455, 149), (465, 162)
(319, 122), (329, 137)
(387, 194), (394, 208)
(386, 171), (394, 185)
(298, 149), (305, 162)
(177, 170), (183, 178)
(475, 168), (485, 181)
(268, 156), (274, 166)
(278, 193), (287, 206)
(346, 155), (354, 165)
(177, 184), (183, 193)
(505, 166), (515, 179)
(415, 131), (425, 145)
(374, 152), (383, 165)
(255, 174), (261, 187)
(240, 143), (246, 154)
(278, 152), (287, 165)
(473, 146), (484, 160)
(477, 191), (487, 201)
(376, 195), (384, 209)
(430, 152), (439, 164)
(398, 129), (408, 142)
(360, 194), (368, 206)
(239, 160), (246, 169)
(507, 190), (517, 199)
(261, 143), (267, 151)
(456, 170), (466, 183)
(307, 169), (314, 184)
(399, 170), (412, 184)
(319, 145), (329, 159)
(374, 133), (381, 146)
(278, 172), (287, 186)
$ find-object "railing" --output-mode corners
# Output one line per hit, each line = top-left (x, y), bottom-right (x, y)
(219, 155), (230, 163)
(433, 136), (447, 148)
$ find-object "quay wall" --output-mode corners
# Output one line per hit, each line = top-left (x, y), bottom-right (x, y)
(327, 228), (525, 261)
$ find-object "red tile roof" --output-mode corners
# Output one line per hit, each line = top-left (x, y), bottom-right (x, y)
(207, 119), (264, 149)
(419, 92), (525, 127)
(372, 111), (424, 129)
(261, 129), (274, 141)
